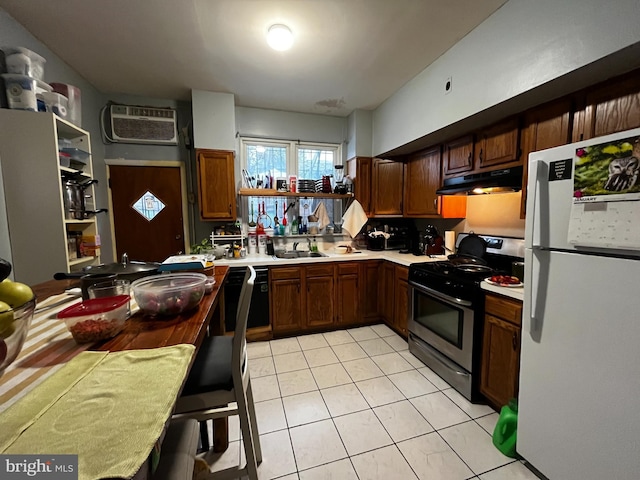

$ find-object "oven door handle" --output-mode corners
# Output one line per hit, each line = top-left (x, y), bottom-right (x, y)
(409, 282), (473, 307)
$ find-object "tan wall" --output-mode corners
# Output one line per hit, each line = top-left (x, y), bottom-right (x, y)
(461, 192), (525, 238)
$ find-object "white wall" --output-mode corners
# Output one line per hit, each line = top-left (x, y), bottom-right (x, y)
(192, 90), (236, 151)
(346, 109), (373, 159)
(373, 0), (640, 156)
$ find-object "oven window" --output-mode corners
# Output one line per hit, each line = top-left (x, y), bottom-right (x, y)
(413, 291), (463, 348)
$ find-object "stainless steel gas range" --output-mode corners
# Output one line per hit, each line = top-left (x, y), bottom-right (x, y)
(408, 234), (524, 402)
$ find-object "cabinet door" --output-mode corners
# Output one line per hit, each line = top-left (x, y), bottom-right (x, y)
(443, 135), (474, 176)
(372, 159), (403, 215)
(475, 118), (520, 169)
(519, 98), (573, 218)
(404, 147), (441, 216)
(360, 261), (381, 323)
(336, 263), (359, 326)
(393, 266), (409, 337)
(196, 149), (236, 220)
(378, 262), (396, 327)
(270, 267), (303, 334)
(575, 71), (640, 141)
(480, 314), (521, 409)
(306, 275), (335, 328)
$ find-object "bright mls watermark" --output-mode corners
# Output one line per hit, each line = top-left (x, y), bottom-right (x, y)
(1, 455), (77, 479)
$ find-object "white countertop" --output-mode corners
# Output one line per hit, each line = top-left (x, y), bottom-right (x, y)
(214, 249), (525, 302)
(213, 249), (447, 268)
(481, 281), (524, 302)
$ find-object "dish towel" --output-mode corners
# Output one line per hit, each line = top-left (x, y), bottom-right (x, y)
(341, 199), (368, 238)
(313, 202), (331, 230)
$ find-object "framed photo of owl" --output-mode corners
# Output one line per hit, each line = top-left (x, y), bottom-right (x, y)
(573, 135), (640, 202)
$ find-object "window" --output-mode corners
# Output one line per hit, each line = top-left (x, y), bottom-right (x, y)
(240, 138), (342, 232)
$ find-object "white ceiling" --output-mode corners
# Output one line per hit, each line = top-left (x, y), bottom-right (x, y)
(1, 0), (507, 117)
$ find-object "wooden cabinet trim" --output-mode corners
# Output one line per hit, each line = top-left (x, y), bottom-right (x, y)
(485, 294), (522, 326)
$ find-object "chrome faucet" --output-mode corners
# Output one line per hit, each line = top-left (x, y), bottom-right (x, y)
(293, 241), (300, 250)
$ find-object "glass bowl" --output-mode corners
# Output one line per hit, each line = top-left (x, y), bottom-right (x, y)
(0, 296), (36, 377)
(131, 273), (207, 317)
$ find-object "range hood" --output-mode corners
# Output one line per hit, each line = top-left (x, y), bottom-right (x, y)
(436, 166), (523, 195)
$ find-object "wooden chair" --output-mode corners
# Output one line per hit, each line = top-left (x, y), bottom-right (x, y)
(173, 266), (262, 480)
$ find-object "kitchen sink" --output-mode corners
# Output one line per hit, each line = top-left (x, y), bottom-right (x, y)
(273, 251), (327, 259)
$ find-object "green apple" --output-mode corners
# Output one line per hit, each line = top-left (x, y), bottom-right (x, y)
(0, 279), (33, 309)
(0, 300), (15, 339)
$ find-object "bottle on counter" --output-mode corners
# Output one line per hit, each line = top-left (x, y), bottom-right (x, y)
(291, 217), (297, 236)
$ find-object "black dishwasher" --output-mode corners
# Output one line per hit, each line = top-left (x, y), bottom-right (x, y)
(224, 266), (270, 332)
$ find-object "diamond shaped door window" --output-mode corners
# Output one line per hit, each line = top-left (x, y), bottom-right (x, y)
(133, 191), (165, 221)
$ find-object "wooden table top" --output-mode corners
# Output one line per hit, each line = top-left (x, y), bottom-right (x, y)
(30, 266), (231, 352)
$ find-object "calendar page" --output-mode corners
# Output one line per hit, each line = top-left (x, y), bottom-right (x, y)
(567, 135), (640, 249)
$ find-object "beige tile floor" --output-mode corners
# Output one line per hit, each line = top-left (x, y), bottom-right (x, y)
(203, 324), (541, 480)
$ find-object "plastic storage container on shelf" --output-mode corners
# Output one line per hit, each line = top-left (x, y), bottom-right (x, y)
(1, 73), (51, 111)
(2, 47), (46, 80)
(50, 83), (81, 127)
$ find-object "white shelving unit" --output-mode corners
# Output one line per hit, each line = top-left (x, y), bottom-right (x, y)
(0, 110), (101, 285)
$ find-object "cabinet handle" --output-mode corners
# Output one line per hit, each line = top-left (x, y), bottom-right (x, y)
(512, 332), (518, 350)
(228, 204), (232, 214)
(433, 198), (437, 210)
(467, 152), (472, 164)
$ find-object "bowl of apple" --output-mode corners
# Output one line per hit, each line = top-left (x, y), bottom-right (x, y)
(0, 261), (36, 378)
(131, 272), (207, 317)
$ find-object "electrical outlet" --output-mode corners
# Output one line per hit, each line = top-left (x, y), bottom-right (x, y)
(445, 77), (453, 94)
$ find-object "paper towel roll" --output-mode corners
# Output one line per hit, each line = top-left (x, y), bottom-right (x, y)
(445, 231), (456, 254)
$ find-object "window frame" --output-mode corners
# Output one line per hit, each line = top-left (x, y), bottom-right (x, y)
(240, 137), (342, 182)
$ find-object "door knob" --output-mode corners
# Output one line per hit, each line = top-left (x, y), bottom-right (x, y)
(175, 234), (182, 240)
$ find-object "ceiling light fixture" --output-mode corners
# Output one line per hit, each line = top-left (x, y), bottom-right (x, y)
(267, 24), (293, 51)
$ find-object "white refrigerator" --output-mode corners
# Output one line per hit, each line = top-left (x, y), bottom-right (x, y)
(520, 128), (640, 480)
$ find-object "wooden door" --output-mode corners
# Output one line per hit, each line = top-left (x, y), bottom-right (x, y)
(109, 164), (186, 262)
(443, 135), (474, 176)
(475, 118), (520, 169)
(372, 159), (403, 215)
(404, 147), (441, 216)
(336, 263), (359, 325)
(360, 260), (381, 323)
(480, 314), (521, 408)
(520, 98), (573, 217)
(270, 267), (303, 334)
(393, 266), (409, 337)
(574, 71), (640, 142)
(378, 262), (395, 327)
(197, 149), (236, 220)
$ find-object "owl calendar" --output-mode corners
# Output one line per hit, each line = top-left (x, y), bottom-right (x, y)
(567, 134), (640, 250)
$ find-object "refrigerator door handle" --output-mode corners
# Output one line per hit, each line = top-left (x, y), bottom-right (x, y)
(526, 159), (549, 248)
(526, 247), (548, 342)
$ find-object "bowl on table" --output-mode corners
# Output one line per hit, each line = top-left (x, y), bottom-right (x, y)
(0, 297), (36, 377)
(57, 295), (130, 344)
(131, 273), (207, 317)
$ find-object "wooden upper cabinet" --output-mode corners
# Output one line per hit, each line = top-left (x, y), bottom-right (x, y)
(474, 117), (520, 169)
(404, 147), (441, 216)
(573, 71), (640, 142)
(519, 98), (573, 218)
(443, 135), (474, 176)
(372, 158), (404, 216)
(352, 157), (373, 216)
(196, 149), (237, 220)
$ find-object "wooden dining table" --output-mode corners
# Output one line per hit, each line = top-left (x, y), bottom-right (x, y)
(4, 265), (232, 459)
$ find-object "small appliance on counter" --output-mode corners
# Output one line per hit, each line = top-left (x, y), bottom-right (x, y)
(421, 225), (444, 256)
(365, 220), (414, 251)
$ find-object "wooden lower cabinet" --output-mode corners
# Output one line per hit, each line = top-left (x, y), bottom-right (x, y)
(336, 262), (359, 326)
(269, 267), (303, 335)
(305, 264), (335, 328)
(359, 260), (382, 324)
(480, 293), (523, 409)
(379, 262), (409, 337)
(393, 266), (409, 336)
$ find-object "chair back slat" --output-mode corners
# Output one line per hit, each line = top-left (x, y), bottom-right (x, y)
(232, 266), (256, 376)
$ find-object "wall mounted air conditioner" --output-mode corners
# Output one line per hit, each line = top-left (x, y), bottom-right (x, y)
(106, 104), (178, 145)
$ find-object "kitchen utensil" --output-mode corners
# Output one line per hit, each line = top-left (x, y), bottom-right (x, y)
(61, 175), (107, 220)
(273, 200), (279, 226)
(53, 253), (160, 283)
(88, 279), (131, 299)
(448, 232), (487, 265)
(248, 201), (256, 227)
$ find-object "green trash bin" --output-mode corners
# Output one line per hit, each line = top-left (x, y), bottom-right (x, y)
(492, 399), (518, 458)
